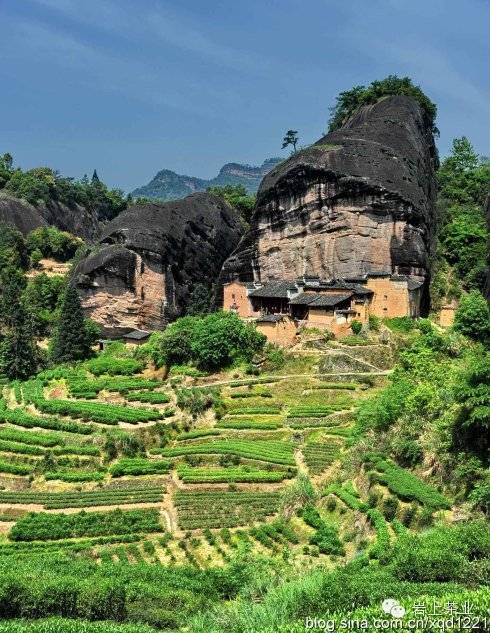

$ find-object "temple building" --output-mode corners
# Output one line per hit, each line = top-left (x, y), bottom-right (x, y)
(223, 273), (424, 345)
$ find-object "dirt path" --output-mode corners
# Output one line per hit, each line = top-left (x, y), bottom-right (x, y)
(294, 448), (308, 475)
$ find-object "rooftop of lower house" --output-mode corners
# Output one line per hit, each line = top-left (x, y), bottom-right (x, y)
(122, 329), (151, 341)
(247, 276), (374, 300)
(248, 280), (298, 299)
(255, 313), (287, 323)
(289, 291), (353, 307)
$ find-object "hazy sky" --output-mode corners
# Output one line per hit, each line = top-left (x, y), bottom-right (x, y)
(1, 0), (489, 192)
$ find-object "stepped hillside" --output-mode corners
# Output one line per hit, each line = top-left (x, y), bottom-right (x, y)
(131, 157), (282, 201)
(0, 191), (100, 239)
(220, 95), (438, 312)
(74, 192), (243, 335)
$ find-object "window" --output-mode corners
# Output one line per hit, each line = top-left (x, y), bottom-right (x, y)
(141, 288), (145, 300)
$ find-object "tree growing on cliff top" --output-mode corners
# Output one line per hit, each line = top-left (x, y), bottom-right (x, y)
(207, 184), (255, 224)
(50, 284), (99, 363)
(282, 130), (299, 154)
(328, 75), (437, 133)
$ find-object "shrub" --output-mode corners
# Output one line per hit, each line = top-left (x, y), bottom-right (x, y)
(401, 503), (418, 527)
(351, 320), (362, 335)
(10, 508), (162, 541)
(85, 357), (144, 376)
(381, 496), (399, 521)
(159, 439), (295, 466)
(110, 459), (172, 477)
(328, 75), (437, 133)
(325, 485), (367, 512)
(366, 456), (451, 509)
(300, 504), (344, 555)
(388, 523), (489, 582)
(26, 226), (83, 262)
(367, 508), (390, 559)
(176, 387), (218, 418)
(454, 290), (490, 342)
(368, 314), (381, 332)
(174, 490), (280, 529)
(356, 378), (412, 431)
(453, 353), (490, 457)
(150, 312), (266, 371)
(392, 437), (423, 467)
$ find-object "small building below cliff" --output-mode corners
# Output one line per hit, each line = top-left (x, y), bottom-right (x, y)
(223, 273), (423, 343)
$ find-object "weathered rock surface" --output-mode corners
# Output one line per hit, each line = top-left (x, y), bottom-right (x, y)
(0, 192), (46, 235)
(0, 191), (99, 239)
(74, 193), (243, 335)
(220, 96), (438, 308)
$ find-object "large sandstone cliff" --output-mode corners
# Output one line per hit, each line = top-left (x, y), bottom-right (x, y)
(74, 193), (243, 336)
(220, 96), (438, 309)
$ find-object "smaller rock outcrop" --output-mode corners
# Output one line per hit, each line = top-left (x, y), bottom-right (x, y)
(0, 192), (46, 235)
(74, 193), (243, 336)
(0, 191), (100, 239)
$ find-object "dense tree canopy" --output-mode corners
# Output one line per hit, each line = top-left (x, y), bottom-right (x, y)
(0, 224), (28, 271)
(26, 227), (83, 262)
(50, 284), (99, 363)
(146, 311), (266, 371)
(328, 75), (437, 133)
(0, 268), (39, 379)
(23, 273), (65, 337)
(207, 184), (255, 224)
(431, 137), (489, 306)
(0, 153), (128, 222)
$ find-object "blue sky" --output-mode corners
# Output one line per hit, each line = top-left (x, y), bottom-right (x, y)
(1, 0), (489, 192)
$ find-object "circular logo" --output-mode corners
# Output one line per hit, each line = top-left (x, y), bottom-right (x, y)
(382, 599), (398, 614)
(391, 605), (406, 619)
(381, 599), (406, 619)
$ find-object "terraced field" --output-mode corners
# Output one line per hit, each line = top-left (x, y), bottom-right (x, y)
(0, 343), (459, 580)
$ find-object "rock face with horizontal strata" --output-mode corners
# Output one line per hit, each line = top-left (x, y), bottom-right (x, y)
(74, 193), (243, 336)
(219, 95), (438, 311)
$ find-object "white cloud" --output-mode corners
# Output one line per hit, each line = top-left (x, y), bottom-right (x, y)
(30, 0), (273, 74)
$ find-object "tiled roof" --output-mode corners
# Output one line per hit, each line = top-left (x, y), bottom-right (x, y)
(255, 314), (285, 322)
(248, 281), (297, 299)
(122, 330), (151, 340)
(290, 292), (353, 307)
(407, 279), (424, 291)
(303, 281), (372, 296)
(367, 271), (391, 277)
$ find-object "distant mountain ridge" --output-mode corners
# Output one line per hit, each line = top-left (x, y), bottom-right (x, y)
(131, 157), (282, 201)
